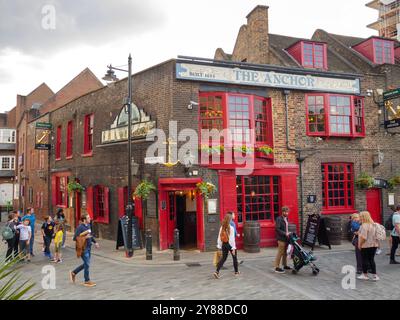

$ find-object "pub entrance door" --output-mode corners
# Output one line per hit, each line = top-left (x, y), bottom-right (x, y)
(366, 188), (382, 224)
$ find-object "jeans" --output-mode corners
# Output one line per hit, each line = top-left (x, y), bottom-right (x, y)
(361, 247), (377, 275)
(6, 238), (15, 261)
(73, 250), (91, 282)
(275, 240), (288, 268)
(29, 232), (35, 255)
(13, 233), (19, 256)
(390, 236), (399, 261)
(216, 243), (238, 273)
(43, 235), (52, 257)
(19, 240), (29, 258)
(353, 237), (363, 272)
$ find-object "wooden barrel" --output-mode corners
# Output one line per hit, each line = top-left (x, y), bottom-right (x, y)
(243, 221), (260, 253)
(325, 216), (342, 245)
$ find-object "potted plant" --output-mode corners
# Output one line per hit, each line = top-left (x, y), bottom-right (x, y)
(67, 180), (84, 194)
(355, 173), (374, 190)
(196, 182), (217, 199)
(388, 176), (400, 190)
(233, 146), (254, 155)
(134, 180), (156, 200)
(256, 145), (274, 158)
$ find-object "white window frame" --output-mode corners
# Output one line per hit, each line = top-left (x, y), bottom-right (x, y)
(0, 156), (15, 170)
(0, 129), (16, 143)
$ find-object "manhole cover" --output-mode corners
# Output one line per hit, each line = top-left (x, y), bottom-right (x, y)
(186, 263), (201, 267)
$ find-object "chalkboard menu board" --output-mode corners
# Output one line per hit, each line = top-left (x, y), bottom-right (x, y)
(303, 214), (331, 250)
(116, 216), (142, 250)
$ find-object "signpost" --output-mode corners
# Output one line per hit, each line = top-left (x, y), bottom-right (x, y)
(116, 215), (142, 252)
(383, 88), (400, 129)
(35, 122), (52, 150)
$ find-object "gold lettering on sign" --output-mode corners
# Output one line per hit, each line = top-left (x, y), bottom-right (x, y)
(385, 100), (400, 120)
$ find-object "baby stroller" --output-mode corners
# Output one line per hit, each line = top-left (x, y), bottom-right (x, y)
(288, 233), (320, 276)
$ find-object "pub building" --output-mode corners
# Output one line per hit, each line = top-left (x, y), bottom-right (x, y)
(23, 5), (400, 251)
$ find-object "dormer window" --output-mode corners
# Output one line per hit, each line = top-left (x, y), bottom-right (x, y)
(286, 41), (328, 70)
(353, 37), (395, 65)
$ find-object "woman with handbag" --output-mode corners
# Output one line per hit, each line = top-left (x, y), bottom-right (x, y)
(213, 214), (239, 279)
(350, 213), (362, 275)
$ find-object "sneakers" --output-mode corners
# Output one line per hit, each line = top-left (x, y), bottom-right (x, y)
(69, 271), (76, 284)
(83, 281), (96, 287)
(390, 260), (400, 264)
(376, 249), (382, 255)
(213, 272), (220, 279)
(284, 266), (292, 270)
(275, 268), (285, 274)
(57, 259), (63, 263)
(357, 274), (369, 280)
(371, 275), (380, 281)
(234, 271), (241, 276)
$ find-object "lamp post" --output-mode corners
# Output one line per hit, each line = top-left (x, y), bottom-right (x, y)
(103, 54), (136, 257)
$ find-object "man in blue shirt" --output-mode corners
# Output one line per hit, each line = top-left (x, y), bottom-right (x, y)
(70, 213), (99, 287)
(23, 208), (36, 257)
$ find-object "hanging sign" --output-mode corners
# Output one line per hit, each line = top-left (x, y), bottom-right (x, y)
(35, 122), (52, 150)
(383, 88), (400, 129)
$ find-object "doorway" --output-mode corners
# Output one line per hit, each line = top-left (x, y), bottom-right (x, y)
(167, 191), (197, 250)
(366, 188), (382, 224)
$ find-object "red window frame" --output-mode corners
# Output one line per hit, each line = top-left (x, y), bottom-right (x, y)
(306, 94), (365, 138)
(199, 92), (273, 150)
(236, 176), (281, 224)
(301, 42), (328, 70)
(55, 125), (62, 160)
(93, 185), (109, 224)
(66, 121), (73, 159)
(55, 176), (68, 208)
(373, 39), (394, 64)
(322, 163), (355, 214)
(83, 114), (94, 156)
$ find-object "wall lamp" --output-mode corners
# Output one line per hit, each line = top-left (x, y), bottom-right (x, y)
(187, 101), (199, 110)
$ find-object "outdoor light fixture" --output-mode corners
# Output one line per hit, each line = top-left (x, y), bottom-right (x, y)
(102, 67), (119, 82)
(366, 89), (373, 97)
(187, 101), (199, 110)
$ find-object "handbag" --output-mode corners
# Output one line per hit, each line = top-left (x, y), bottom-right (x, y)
(213, 250), (222, 267)
(351, 235), (358, 247)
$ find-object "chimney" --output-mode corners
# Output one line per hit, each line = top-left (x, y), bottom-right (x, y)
(246, 5), (270, 64)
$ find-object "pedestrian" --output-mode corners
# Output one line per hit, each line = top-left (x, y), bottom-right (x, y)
(16, 219), (32, 262)
(55, 208), (67, 248)
(350, 213), (363, 275)
(23, 207), (36, 257)
(357, 211), (380, 281)
(228, 211), (244, 265)
(13, 211), (21, 257)
(274, 206), (292, 274)
(385, 206), (395, 256)
(70, 214), (99, 287)
(390, 205), (400, 264)
(53, 224), (64, 263)
(213, 214), (239, 279)
(41, 216), (55, 260)
(4, 213), (17, 261)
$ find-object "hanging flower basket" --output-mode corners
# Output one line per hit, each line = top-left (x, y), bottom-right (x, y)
(196, 182), (217, 199)
(355, 173), (374, 190)
(388, 176), (400, 190)
(134, 180), (156, 200)
(67, 181), (84, 194)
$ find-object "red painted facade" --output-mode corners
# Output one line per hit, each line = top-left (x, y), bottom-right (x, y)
(353, 37), (395, 64)
(286, 41), (328, 70)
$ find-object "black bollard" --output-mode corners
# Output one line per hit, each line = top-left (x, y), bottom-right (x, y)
(173, 229), (180, 261)
(146, 229), (152, 260)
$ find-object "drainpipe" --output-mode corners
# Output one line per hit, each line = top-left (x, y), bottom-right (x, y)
(283, 90), (305, 237)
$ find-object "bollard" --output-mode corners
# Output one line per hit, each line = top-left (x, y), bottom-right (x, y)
(146, 229), (152, 260)
(173, 229), (180, 261)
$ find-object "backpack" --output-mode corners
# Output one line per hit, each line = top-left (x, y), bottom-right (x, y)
(1, 223), (15, 240)
(220, 228), (229, 243)
(385, 213), (394, 231)
(374, 223), (387, 241)
(75, 235), (87, 258)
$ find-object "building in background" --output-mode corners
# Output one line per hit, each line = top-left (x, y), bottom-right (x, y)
(367, 0), (400, 40)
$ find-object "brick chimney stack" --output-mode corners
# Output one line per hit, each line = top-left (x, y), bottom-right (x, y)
(246, 5), (270, 64)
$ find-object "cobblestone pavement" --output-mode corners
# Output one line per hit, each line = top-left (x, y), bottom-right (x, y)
(1, 230), (400, 300)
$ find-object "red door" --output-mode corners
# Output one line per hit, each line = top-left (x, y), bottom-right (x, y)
(366, 189), (382, 224)
(167, 192), (177, 248)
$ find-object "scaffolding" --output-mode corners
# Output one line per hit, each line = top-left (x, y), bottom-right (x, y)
(367, 0), (400, 40)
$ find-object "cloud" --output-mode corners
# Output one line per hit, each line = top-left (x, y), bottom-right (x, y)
(0, 0), (166, 55)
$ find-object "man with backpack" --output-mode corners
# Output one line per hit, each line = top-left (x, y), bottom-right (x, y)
(390, 205), (400, 264)
(2, 213), (17, 261)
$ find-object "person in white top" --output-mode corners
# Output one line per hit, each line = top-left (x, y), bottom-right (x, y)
(16, 219), (32, 262)
(213, 214), (239, 279)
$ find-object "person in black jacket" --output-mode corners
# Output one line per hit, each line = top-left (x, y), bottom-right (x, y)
(274, 206), (292, 274)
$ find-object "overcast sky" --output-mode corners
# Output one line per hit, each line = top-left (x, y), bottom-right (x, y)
(0, 0), (377, 112)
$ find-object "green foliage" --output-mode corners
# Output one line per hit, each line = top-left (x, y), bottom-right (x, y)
(134, 180), (156, 200)
(256, 145), (274, 156)
(67, 180), (84, 194)
(355, 172), (374, 190)
(200, 145), (225, 155)
(0, 257), (43, 300)
(196, 182), (217, 199)
(388, 176), (400, 190)
(233, 146), (254, 154)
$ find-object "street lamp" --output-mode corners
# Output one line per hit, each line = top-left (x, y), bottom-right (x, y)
(103, 54), (139, 258)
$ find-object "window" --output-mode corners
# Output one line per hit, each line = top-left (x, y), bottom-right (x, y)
(40, 191), (44, 209)
(322, 163), (354, 213)
(94, 185), (109, 224)
(287, 41), (327, 69)
(28, 187), (33, 204)
(55, 176), (68, 207)
(374, 39), (394, 64)
(84, 114), (94, 155)
(0, 129), (16, 143)
(306, 94), (365, 137)
(66, 121), (73, 158)
(236, 176), (281, 223)
(39, 151), (45, 169)
(0, 156), (15, 170)
(56, 125), (62, 160)
(199, 92), (273, 148)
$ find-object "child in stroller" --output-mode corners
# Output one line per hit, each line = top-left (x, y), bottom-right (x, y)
(288, 233), (320, 275)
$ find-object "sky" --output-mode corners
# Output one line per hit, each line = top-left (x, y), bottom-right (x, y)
(0, 0), (377, 112)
